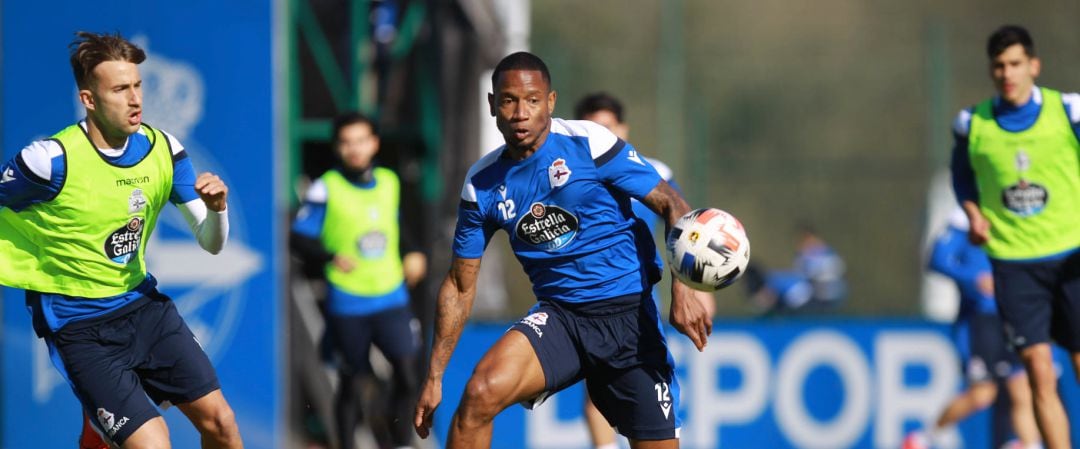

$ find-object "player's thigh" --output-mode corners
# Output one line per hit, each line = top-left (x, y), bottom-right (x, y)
(119, 416), (169, 449)
(587, 362), (680, 442)
(506, 303), (585, 407)
(370, 305), (420, 361)
(136, 298), (221, 408)
(967, 313), (1021, 382)
(51, 315), (161, 446)
(992, 260), (1054, 349)
(1052, 251), (1080, 352)
(629, 438), (678, 449)
(326, 313), (376, 374)
(465, 329), (547, 408)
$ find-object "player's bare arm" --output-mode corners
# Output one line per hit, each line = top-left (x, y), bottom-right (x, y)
(642, 181), (713, 351)
(415, 256), (481, 438)
(195, 172), (228, 212)
(961, 200), (990, 245)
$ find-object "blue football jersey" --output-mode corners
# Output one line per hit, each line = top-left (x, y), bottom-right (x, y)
(454, 118), (664, 303)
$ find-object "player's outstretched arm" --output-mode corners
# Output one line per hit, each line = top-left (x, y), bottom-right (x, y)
(641, 181), (712, 351)
(414, 256), (481, 439)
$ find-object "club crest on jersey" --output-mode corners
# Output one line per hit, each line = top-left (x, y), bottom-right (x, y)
(515, 202), (579, 251)
(548, 158), (571, 188)
(357, 230), (388, 259)
(129, 188), (148, 214)
(104, 217), (145, 264)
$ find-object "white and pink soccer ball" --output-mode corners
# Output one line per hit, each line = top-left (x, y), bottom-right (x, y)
(666, 208), (750, 291)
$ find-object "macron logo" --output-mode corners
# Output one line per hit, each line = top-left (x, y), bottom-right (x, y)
(0, 168), (15, 184)
(627, 150), (645, 166)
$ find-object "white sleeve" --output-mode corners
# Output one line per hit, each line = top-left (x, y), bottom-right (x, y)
(161, 130), (187, 156)
(19, 140), (64, 180)
(1062, 92), (1080, 124)
(177, 199), (230, 254)
(952, 109), (972, 138)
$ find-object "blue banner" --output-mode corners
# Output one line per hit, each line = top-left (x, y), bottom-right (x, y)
(433, 320), (1080, 449)
(1, 2), (280, 448)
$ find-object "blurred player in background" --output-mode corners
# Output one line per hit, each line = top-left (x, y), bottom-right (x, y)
(291, 112), (425, 449)
(951, 25), (1080, 449)
(0, 31), (242, 448)
(903, 209), (1040, 449)
(413, 51), (712, 449)
(574, 92), (715, 449)
(743, 225), (846, 316)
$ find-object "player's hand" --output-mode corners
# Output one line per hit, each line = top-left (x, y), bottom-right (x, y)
(414, 377), (442, 439)
(195, 172), (228, 212)
(403, 252), (428, 287)
(976, 272), (994, 297)
(333, 254), (356, 273)
(694, 289), (716, 318)
(964, 206), (990, 245)
(670, 280), (712, 351)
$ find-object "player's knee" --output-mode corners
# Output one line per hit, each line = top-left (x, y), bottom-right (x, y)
(459, 375), (504, 421)
(198, 404), (240, 443)
(969, 382), (998, 408)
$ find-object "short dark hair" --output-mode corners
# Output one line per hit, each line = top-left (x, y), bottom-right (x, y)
(69, 31), (146, 89)
(574, 92), (625, 122)
(987, 25), (1035, 59)
(491, 51), (551, 90)
(332, 112), (378, 142)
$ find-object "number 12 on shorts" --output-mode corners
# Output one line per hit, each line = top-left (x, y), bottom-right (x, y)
(655, 382), (673, 419)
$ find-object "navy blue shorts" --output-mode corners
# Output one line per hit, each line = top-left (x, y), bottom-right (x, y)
(956, 313), (1022, 383)
(510, 293), (681, 441)
(992, 251), (1080, 352)
(47, 292), (220, 445)
(326, 304), (420, 375)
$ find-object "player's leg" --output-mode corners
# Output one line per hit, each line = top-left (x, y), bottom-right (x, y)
(584, 294), (680, 449)
(1019, 344), (1068, 449)
(1060, 252), (1080, 384)
(1004, 372), (1041, 447)
(590, 366), (679, 449)
(994, 259), (1070, 449)
(326, 313), (376, 449)
(584, 392), (618, 449)
(49, 310), (169, 448)
(175, 390), (242, 449)
(935, 314), (1001, 430)
(448, 329), (548, 449)
(135, 296), (241, 449)
(629, 440), (677, 449)
(118, 417), (170, 449)
(80, 412), (112, 449)
(935, 381), (998, 428)
(370, 305), (422, 448)
(448, 302), (583, 449)
(1072, 352), (1080, 383)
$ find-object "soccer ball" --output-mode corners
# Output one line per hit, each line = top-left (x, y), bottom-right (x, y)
(666, 208), (750, 291)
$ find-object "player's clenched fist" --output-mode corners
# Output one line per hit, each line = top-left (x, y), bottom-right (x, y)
(195, 172), (228, 212)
